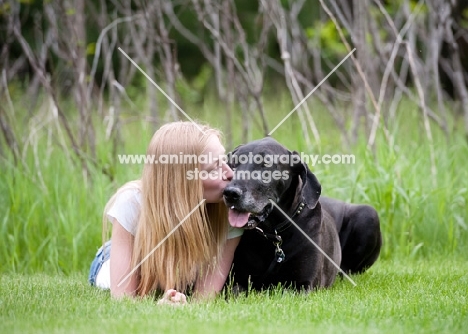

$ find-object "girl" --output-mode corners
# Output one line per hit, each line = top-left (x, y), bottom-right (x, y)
(89, 121), (242, 304)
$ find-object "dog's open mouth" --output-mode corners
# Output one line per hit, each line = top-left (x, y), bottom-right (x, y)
(228, 204), (273, 229)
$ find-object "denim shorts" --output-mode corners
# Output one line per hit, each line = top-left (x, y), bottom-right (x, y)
(88, 240), (111, 286)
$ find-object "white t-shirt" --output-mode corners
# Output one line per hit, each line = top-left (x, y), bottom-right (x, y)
(95, 188), (243, 289)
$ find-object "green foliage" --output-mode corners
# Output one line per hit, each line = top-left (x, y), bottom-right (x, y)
(0, 2), (11, 15)
(461, 7), (468, 29)
(306, 20), (349, 56)
(384, 0), (428, 16)
(175, 64), (213, 104)
(86, 42), (96, 56)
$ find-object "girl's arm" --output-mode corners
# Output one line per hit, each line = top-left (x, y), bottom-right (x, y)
(109, 219), (139, 298)
(109, 220), (189, 305)
(194, 236), (241, 299)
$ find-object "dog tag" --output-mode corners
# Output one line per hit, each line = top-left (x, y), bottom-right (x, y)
(276, 248), (285, 263)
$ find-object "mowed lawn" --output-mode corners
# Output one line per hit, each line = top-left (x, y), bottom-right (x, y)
(1, 258), (467, 334)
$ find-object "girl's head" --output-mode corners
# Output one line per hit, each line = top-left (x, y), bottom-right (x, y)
(143, 121), (232, 204)
(133, 121), (233, 295)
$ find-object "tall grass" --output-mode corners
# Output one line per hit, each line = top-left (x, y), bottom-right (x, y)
(1, 94), (467, 275)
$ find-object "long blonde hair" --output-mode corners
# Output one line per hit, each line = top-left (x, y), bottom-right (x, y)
(103, 121), (229, 296)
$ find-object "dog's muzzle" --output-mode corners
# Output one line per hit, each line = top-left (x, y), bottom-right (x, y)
(227, 202), (274, 229)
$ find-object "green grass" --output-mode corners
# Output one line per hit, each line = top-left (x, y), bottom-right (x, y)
(1, 96), (467, 273)
(1, 259), (467, 333)
(1, 92), (468, 332)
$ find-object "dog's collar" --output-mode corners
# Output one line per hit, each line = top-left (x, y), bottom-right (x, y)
(267, 200), (306, 233)
(291, 200), (306, 216)
(254, 200), (305, 242)
(272, 174), (307, 231)
(280, 200), (305, 231)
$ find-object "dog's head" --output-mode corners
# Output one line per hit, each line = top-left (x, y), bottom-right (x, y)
(223, 137), (321, 229)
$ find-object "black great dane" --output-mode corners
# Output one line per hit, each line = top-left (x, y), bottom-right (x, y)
(223, 137), (382, 292)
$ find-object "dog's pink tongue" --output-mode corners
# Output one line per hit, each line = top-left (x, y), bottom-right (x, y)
(228, 209), (250, 228)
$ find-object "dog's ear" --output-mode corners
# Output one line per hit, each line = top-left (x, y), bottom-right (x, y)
(291, 151), (321, 209)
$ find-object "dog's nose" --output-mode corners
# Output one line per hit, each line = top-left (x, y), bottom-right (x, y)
(223, 186), (243, 200)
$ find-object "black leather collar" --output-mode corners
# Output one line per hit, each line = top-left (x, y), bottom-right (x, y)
(256, 200), (305, 235)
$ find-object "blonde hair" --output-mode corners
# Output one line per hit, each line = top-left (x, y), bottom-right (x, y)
(103, 121), (229, 296)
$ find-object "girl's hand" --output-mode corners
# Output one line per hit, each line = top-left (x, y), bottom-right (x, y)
(157, 289), (187, 306)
